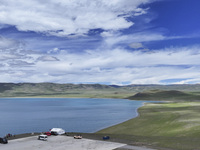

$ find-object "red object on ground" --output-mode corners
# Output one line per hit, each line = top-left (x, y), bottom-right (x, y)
(44, 132), (51, 136)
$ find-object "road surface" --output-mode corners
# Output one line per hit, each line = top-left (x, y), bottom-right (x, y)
(0, 135), (156, 150)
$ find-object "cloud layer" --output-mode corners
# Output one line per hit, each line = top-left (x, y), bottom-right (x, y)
(0, 0), (199, 85)
(0, 0), (150, 36)
(1, 37), (200, 85)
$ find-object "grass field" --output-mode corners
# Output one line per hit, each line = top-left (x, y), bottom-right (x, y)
(97, 102), (200, 150)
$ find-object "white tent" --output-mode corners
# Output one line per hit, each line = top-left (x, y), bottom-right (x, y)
(50, 128), (65, 135)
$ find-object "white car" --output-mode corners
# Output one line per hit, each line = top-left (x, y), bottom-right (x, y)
(38, 135), (48, 141)
(74, 135), (82, 139)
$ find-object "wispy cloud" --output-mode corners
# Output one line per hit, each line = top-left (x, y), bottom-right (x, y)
(37, 56), (60, 62)
(101, 30), (200, 50)
(1, 44), (200, 84)
(0, 36), (20, 49)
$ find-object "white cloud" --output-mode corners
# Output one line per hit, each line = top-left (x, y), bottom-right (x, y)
(134, 7), (149, 16)
(101, 31), (167, 48)
(129, 43), (144, 49)
(0, 0), (151, 36)
(1, 34), (200, 84)
(0, 36), (34, 64)
(101, 30), (200, 50)
(1, 45), (199, 84)
(37, 56), (60, 62)
(0, 36), (19, 49)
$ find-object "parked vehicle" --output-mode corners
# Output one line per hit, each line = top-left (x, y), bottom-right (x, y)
(38, 135), (47, 141)
(44, 132), (51, 136)
(0, 137), (8, 144)
(74, 135), (82, 139)
(50, 128), (65, 135)
(50, 131), (58, 136)
(103, 136), (110, 140)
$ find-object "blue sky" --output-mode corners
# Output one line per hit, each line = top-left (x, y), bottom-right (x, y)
(0, 0), (200, 85)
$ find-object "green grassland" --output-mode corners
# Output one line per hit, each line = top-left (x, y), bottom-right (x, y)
(97, 102), (200, 150)
(128, 90), (200, 101)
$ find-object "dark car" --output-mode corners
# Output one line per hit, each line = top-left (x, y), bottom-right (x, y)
(50, 131), (58, 136)
(0, 137), (8, 144)
(103, 136), (110, 140)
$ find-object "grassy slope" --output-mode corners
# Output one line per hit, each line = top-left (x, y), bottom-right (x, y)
(128, 90), (200, 101)
(0, 83), (134, 99)
(97, 102), (200, 150)
(1, 83), (200, 100)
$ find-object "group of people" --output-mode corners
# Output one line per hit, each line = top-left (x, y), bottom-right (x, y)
(5, 133), (15, 138)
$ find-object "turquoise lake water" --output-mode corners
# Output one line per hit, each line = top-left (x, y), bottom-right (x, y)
(0, 98), (151, 137)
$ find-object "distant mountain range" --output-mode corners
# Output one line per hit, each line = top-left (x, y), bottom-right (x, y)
(0, 83), (200, 101)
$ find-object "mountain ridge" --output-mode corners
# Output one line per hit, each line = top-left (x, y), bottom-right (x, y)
(1, 83), (200, 100)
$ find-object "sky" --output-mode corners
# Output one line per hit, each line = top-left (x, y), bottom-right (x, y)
(0, 0), (200, 85)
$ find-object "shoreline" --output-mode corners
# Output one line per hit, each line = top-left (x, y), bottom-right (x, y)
(95, 102), (150, 133)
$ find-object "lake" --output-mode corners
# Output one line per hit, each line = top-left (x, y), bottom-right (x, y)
(0, 98), (150, 137)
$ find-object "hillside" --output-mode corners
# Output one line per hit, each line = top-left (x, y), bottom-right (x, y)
(0, 83), (119, 98)
(128, 90), (200, 101)
(1, 83), (200, 100)
(98, 102), (200, 150)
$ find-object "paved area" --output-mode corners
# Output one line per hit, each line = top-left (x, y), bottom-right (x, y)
(116, 145), (156, 150)
(0, 135), (126, 150)
(0, 135), (157, 150)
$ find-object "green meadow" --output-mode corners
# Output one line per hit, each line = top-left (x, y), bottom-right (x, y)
(97, 102), (200, 150)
